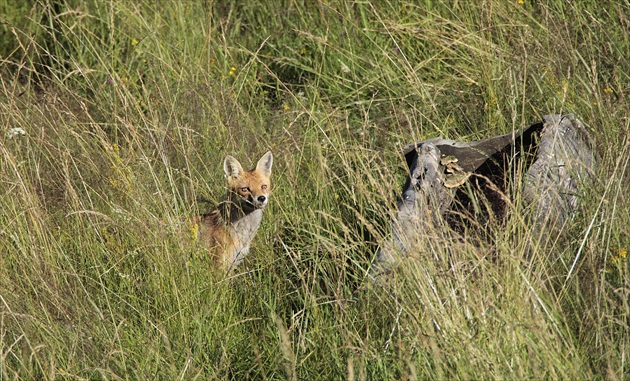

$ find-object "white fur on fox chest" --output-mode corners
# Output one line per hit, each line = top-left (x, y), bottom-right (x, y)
(227, 208), (263, 267)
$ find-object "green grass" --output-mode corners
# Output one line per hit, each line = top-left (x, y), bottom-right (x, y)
(0, 0), (629, 379)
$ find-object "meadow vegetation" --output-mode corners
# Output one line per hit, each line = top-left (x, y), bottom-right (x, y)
(0, 0), (629, 379)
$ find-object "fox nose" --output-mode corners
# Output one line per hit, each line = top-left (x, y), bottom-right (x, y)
(257, 195), (267, 204)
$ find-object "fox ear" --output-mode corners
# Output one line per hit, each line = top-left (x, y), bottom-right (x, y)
(256, 151), (273, 176)
(224, 155), (244, 179)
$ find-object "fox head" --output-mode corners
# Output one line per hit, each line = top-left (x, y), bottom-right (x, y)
(224, 151), (273, 210)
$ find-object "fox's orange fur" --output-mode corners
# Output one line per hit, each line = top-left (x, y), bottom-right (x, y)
(192, 151), (273, 268)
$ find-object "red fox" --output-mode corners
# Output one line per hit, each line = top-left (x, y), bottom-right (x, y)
(192, 151), (273, 269)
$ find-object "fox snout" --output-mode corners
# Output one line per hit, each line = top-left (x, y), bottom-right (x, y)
(231, 186), (270, 210)
(255, 194), (268, 208)
(242, 191), (269, 209)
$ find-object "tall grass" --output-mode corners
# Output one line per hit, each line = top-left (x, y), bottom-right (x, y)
(0, 0), (628, 379)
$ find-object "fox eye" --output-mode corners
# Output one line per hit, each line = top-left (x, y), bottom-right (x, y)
(240, 187), (250, 193)
(261, 185), (267, 190)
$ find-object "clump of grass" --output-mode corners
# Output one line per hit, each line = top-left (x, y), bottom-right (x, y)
(0, 0), (628, 379)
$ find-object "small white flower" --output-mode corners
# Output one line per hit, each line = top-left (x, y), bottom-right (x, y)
(7, 127), (26, 139)
(111, 206), (132, 222)
(338, 59), (350, 74)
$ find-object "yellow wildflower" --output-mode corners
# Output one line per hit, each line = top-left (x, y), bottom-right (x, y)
(609, 246), (627, 265)
(190, 223), (199, 240)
